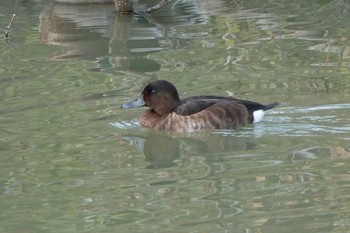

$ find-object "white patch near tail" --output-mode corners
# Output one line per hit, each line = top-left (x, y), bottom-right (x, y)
(253, 110), (265, 123)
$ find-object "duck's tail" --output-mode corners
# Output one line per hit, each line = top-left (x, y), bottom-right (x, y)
(263, 102), (279, 111)
(253, 102), (279, 123)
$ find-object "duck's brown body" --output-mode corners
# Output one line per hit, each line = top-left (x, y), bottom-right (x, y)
(121, 80), (278, 132)
(139, 101), (249, 132)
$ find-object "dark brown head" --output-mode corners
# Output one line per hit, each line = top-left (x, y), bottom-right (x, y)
(121, 80), (181, 115)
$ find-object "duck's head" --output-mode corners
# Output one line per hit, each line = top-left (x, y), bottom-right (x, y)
(121, 80), (181, 115)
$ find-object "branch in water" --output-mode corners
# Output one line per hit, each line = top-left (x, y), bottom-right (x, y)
(146, 0), (176, 13)
(5, 14), (16, 37)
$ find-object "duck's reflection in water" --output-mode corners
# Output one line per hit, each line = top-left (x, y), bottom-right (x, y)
(123, 132), (251, 169)
(123, 133), (180, 169)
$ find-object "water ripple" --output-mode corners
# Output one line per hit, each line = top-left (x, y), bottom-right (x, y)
(110, 120), (140, 130)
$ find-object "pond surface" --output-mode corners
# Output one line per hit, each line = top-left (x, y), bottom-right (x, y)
(1, 0), (350, 232)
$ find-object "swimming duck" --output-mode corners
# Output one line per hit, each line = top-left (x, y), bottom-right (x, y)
(121, 80), (278, 132)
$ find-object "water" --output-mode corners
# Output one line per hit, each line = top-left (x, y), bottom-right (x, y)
(1, 0), (350, 232)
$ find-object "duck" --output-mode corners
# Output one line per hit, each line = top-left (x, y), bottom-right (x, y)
(121, 80), (278, 132)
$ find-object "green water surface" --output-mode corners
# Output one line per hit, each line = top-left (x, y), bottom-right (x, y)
(1, 0), (349, 232)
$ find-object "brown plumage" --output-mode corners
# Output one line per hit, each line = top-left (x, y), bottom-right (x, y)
(121, 80), (278, 132)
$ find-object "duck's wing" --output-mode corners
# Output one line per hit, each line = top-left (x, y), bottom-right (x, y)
(176, 96), (278, 116)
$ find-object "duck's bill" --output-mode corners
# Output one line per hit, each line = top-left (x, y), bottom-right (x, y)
(121, 96), (145, 109)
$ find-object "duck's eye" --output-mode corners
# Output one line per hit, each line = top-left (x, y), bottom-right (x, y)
(151, 89), (156, 94)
